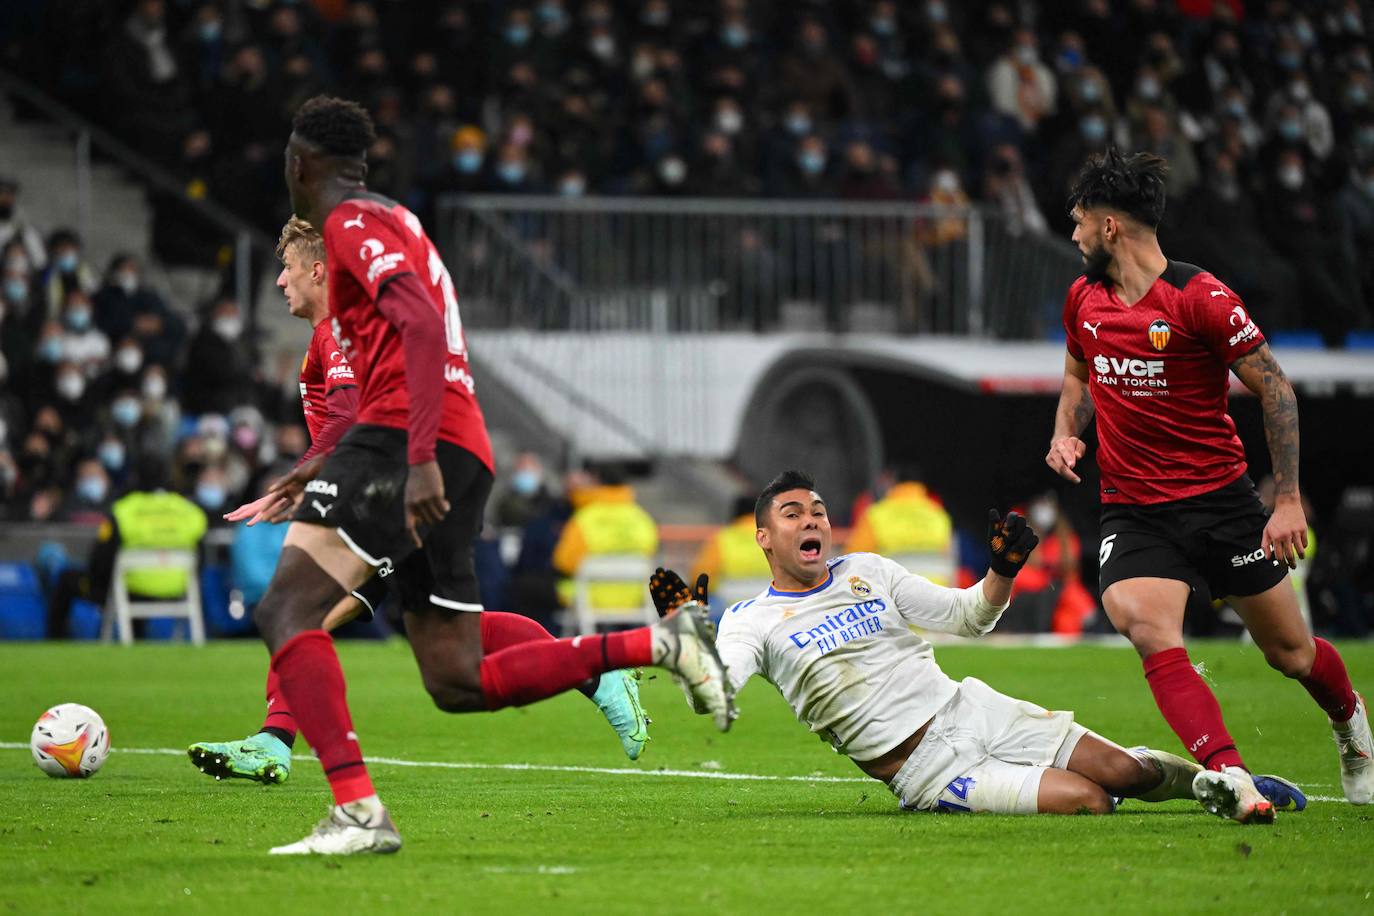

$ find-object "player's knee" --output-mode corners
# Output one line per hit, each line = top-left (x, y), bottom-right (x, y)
(423, 675), (485, 713)
(1067, 782), (1114, 815)
(1263, 641), (1314, 678)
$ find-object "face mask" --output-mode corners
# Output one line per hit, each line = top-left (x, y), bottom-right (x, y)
(56, 251), (78, 273)
(39, 336), (63, 363)
(1290, 82), (1311, 102)
(1029, 503), (1057, 531)
(1277, 50), (1301, 70)
(1344, 11), (1364, 32)
(3, 279), (25, 302)
(77, 475), (108, 504)
(933, 171), (959, 194)
(1058, 48), (1083, 72)
(1361, 174), (1374, 197)
(1081, 116), (1107, 142)
(721, 24), (748, 49)
(112, 396), (141, 428)
(716, 109), (743, 135)
(57, 372), (85, 402)
(98, 441), (126, 472)
(1347, 85), (1370, 107)
(1215, 177), (1240, 202)
(1137, 77), (1161, 100)
(213, 316), (242, 341)
(537, 3), (566, 28)
(1358, 126), (1374, 150)
(504, 25), (530, 46)
(798, 150), (825, 175)
(511, 469), (541, 496)
(658, 157), (686, 185)
(497, 162), (527, 185)
(65, 307), (92, 331)
(1278, 166), (1304, 190)
(195, 483), (227, 510)
(589, 35), (615, 60)
(1015, 45), (1037, 66)
(642, 7), (668, 27)
(1278, 119), (1303, 142)
(115, 347), (142, 375)
(143, 375), (167, 401)
(559, 177), (586, 197)
(454, 150), (483, 173)
(199, 19), (222, 42)
(1080, 79), (1101, 102)
(1225, 98), (1247, 118)
(116, 270), (138, 295)
(1294, 21), (1316, 47)
(785, 113), (812, 136)
(870, 16), (895, 36)
(926, 1), (947, 23)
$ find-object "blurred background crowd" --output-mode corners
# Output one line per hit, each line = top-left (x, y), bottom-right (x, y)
(0, 0), (1372, 638)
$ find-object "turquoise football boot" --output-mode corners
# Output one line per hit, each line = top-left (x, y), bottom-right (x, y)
(592, 669), (651, 760)
(188, 732), (293, 784)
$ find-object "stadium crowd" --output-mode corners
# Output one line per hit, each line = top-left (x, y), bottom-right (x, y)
(1, 1), (1373, 636)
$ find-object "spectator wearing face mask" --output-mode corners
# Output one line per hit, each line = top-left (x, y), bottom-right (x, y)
(1134, 105), (1200, 203)
(981, 144), (1048, 237)
(39, 230), (98, 325)
(92, 254), (183, 366)
(1045, 105), (1113, 234)
(58, 291), (111, 376)
(495, 451), (554, 528)
(1264, 74), (1335, 162)
(772, 134), (838, 198)
(0, 267), (36, 387)
(986, 28), (1057, 135)
(431, 125), (492, 197)
(0, 177), (47, 272)
(183, 297), (253, 415)
(47, 358), (100, 430)
(58, 456), (113, 525)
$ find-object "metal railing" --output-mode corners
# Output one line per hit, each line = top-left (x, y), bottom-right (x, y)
(438, 195), (1081, 338)
(0, 67), (277, 326)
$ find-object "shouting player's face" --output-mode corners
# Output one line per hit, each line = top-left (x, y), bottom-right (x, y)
(1071, 205), (1114, 284)
(277, 245), (326, 319)
(757, 488), (831, 587)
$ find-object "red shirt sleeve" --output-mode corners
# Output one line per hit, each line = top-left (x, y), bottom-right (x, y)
(325, 202), (417, 301)
(1062, 277), (1087, 361)
(1189, 275), (1265, 364)
(300, 385), (359, 464)
(374, 272), (445, 465)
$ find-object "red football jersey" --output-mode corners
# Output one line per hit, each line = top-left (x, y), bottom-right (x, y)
(322, 196), (493, 471)
(1062, 261), (1266, 505)
(298, 318), (356, 443)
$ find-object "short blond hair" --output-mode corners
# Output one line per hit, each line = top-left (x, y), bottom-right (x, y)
(276, 216), (326, 265)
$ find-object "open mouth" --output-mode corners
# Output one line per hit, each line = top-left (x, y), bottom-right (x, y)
(799, 536), (822, 562)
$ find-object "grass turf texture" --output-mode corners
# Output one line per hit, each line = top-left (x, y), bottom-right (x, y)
(2, 640), (1372, 914)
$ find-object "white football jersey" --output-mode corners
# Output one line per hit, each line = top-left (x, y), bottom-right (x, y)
(716, 552), (1007, 761)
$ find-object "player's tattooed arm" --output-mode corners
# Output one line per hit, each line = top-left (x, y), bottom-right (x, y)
(1231, 343), (1299, 495)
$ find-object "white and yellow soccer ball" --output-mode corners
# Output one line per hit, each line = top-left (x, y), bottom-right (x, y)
(30, 703), (111, 778)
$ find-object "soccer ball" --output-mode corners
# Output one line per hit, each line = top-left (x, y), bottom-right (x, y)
(30, 703), (111, 778)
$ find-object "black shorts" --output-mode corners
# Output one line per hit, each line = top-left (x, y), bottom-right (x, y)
(348, 575), (390, 621)
(1097, 474), (1288, 600)
(293, 424), (493, 613)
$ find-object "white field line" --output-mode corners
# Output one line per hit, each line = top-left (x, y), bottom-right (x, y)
(2, 741), (868, 784)
(5, 743), (1350, 802)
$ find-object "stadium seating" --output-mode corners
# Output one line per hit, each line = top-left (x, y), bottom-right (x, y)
(0, 561), (46, 639)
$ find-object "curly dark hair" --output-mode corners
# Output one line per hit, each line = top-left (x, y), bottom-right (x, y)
(291, 95), (376, 157)
(1067, 148), (1169, 228)
(755, 469), (818, 527)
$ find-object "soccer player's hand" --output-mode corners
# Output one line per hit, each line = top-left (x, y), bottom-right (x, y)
(223, 491), (293, 526)
(649, 567), (709, 618)
(987, 509), (1039, 578)
(256, 454), (328, 524)
(405, 460), (450, 547)
(1263, 495), (1308, 570)
(1046, 436), (1087, 484)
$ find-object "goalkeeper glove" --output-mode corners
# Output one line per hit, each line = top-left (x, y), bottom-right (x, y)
(649, 567), (709, 618)
(987, 509), (1039, 578)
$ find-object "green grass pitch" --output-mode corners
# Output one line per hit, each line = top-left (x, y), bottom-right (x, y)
(3, 639), (1372, 914)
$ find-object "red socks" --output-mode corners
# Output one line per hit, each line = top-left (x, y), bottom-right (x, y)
(480, 611), (556, 652)
(260, 666), (298, 741)
(1143, 647), (1246, 772)
(479, 629), (653, 710)
(1301, 637), (1357, 723)
(271, 630), (374, 805)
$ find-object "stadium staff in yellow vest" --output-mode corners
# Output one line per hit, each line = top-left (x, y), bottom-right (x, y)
(845, 466), (955, 585)
(692, 496), (774, 609)
(552, 465), (658, 611)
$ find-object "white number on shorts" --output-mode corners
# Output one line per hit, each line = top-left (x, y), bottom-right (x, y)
(1099, 533), (1118, 567)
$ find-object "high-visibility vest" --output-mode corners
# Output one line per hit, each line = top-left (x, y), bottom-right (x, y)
(554, 486), (658, 609)
(694, 515), (772, 582)
(110, 490), (207, 598)
(847, 483), (954, 583)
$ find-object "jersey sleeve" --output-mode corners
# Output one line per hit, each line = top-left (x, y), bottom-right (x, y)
(1062, 277), (1088, 361)
(324, 203), (417, 302)
(877, 555), (1007, 637)
(716, 610), (764, 693)
(1189, 275), (1265, 363)
(318, 325), (357, 395)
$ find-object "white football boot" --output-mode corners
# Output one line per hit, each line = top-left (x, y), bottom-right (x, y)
(1192, 766), (1276, 825)
(651, 601), (736, 731)
(270, 801), (402, 855)
(1332, 693), (1374, 805)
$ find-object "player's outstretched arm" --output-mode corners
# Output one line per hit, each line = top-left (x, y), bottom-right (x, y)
(1231, 343), (1307, 568)
(1047, 352), (1093, 484)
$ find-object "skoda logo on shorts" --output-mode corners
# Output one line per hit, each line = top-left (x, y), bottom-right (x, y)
(1148, 319), (1171, 351)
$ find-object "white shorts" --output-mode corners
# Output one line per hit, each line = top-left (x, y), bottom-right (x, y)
(888, 677), (1088, 814)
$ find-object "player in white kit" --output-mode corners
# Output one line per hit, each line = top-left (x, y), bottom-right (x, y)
(654, 470), (1208, 815)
